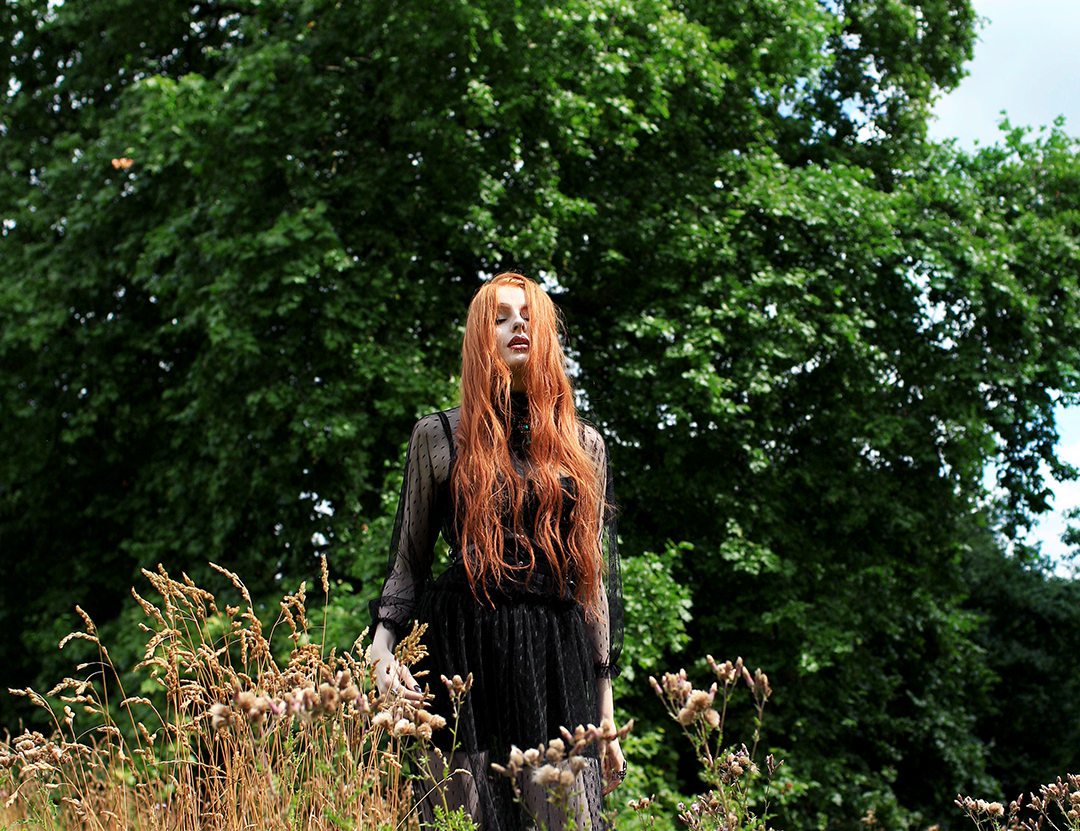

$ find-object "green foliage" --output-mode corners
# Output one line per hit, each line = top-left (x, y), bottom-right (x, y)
(614, 543), (695, 826)
(432, 805), (480, 831)
(963, 529), (1080, 801)
(619, 543), (694, 685)
(3, 0), (1080, 826)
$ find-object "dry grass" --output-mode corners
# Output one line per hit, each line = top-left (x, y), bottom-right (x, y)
(0, 557), (844, 831)
(958, 774), (1080, 831)
(0, 560), (439, 830)
(630, 657), (780, 831)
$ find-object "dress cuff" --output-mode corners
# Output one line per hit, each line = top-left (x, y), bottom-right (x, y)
(594, 662), (622, 680)
(369, 602), (413, 640)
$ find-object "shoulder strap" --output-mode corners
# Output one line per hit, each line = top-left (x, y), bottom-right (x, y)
(435, 411), (456, 467)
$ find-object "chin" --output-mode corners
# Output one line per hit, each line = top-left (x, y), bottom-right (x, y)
(501, 352), (529, 370)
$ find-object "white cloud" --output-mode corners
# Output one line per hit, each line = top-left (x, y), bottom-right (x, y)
(1021, 431), (1080, 571)
(929, 0), (1080, 149)
(930, 2), (1080, 572)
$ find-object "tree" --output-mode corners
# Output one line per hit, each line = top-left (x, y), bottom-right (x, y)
(4, 0), (1080, 826)
(963, 528), (1080, 802)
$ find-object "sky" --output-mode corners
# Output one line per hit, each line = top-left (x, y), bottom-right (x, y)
(927, 0), (1080, 569)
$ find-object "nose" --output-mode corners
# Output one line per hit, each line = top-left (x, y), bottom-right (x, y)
(512, 311), (527, 332)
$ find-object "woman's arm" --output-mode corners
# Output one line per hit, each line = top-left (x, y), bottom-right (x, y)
(580, 425), (624, 679)
(368, 414), (448, 701)
(581, 424), (627, 792)
(597, 676), (626, 794)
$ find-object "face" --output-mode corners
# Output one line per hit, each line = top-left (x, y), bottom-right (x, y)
(494, 284), (530, 382)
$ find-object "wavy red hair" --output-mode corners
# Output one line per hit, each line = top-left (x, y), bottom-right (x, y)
(452, 272), (606, 615)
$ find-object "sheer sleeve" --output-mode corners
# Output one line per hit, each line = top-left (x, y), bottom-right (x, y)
(369, 412), (454, 639)
(581, 425), (623, 679)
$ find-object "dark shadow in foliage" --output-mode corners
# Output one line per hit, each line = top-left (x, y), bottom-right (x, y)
(963, 532), (1080, 801)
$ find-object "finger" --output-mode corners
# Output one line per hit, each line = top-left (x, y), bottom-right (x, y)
(390, 668), (429, 705)
(397, 670), (425, 698)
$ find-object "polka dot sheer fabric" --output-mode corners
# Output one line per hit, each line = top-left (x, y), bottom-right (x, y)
(370, 396), (623, 831)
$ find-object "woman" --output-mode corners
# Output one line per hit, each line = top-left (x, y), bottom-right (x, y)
(369, 272), (625, 830)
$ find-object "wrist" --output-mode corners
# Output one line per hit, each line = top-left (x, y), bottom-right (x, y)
(372, 623), (397, 652)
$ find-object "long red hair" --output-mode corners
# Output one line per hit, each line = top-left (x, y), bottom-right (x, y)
(452, 273), (606, 614)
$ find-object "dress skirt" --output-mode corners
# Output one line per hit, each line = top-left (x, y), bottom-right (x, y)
(411, 562), (607, 831)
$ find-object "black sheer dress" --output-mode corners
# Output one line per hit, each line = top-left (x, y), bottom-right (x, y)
(370, 393), (623, 831)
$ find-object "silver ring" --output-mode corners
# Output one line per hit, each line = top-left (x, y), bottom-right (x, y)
(616, 761), (627, 781)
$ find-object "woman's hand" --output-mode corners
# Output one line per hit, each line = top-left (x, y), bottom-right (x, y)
(596, 679), (626, 795)
(370, 624), (426, 705)
(601, 735), (626, 796)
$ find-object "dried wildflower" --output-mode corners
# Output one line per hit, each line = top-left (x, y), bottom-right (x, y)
(688, 689), (714, 713)
(565, 724), (589, 746)
(523, 747), (541, 766)
(752, 668), (772, 699)
(318, 682), (340, 711)
(441, 673), (474, 697)
(209, 702), (233, 732)
(248, 697), (275, 726)
(708, 655), (743, 686)
(532, 765), (561, 787)
(340, 684), (360, 704)
(303, 687), (320, 710)
(371, 712), (393, 730)
(546, 738), (566, 763)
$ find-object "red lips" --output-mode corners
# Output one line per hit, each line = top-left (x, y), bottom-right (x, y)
(508, 336), (529, 347)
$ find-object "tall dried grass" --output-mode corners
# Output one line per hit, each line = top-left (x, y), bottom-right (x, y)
(630, 657), (780, 831)
(0, 560), (437, 830)
(958, 774), (1080, 831)
(0, 557), (800, 831)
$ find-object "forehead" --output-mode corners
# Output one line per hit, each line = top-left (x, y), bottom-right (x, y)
(495, 285), (527, 308)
